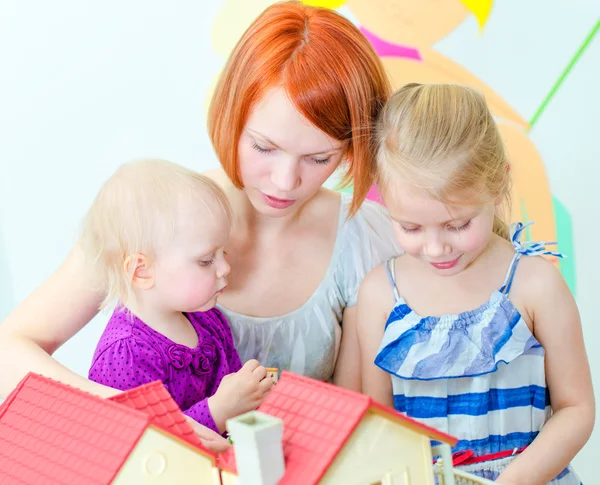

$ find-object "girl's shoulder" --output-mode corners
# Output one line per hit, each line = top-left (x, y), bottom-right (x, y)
(497, 221), (567, 302)
(509, 251), (565, 321)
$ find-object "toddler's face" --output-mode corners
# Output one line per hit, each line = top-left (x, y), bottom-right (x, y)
(384, 184), (499, 277)
(150, 199), (231, 312)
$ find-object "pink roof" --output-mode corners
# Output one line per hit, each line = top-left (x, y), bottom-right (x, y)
(109, 380), (214, 459)
(0, 373), (150, 485)
(0, 374), (216, 485)
(217, 371), (457, 485)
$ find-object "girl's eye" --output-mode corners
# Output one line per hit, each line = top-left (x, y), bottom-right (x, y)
(252, 143), (273, 154)
(400, 226), (420, 234)
(448, 220), (472, 232)
(199, 259), (214, 266)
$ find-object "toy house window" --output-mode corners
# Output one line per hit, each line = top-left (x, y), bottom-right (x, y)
(144, 452), (167, 476)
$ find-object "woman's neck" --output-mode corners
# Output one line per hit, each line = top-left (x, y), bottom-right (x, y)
(206, 167), (336, 236)
(233, 188), (320, 238)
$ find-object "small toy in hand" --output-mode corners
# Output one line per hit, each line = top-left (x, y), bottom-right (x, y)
(266, 368), (279, 384)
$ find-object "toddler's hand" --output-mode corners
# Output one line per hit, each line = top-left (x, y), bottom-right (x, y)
(184, 415), (231, 453)
(208, 359), (274, 432)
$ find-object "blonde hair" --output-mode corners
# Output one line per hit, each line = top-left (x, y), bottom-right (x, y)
(376, 83), (512, 240)
(81, 159), (232, 310)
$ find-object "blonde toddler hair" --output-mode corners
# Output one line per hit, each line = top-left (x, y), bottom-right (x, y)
(375, 83), (512, 240)
(81, 158), (232, 310)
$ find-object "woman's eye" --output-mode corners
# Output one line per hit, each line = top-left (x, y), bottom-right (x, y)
(252, 143), (273, 154)
(312, 156), (331, 165)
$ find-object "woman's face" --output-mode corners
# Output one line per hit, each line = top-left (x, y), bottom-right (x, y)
(237, 87), (346, 217)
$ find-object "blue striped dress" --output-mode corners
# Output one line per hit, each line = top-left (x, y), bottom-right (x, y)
(375, 222), (581, 484)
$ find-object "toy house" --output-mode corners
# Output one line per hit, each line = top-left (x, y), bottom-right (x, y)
(0, 371), (495, 485)
(218, 370), (462, 485)
(0, 373), (218, 485)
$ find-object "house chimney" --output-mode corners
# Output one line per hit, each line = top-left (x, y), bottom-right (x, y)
(226, 411), (285, 485)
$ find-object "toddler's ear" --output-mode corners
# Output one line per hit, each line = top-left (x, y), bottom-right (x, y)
(124, 254), (154, 290)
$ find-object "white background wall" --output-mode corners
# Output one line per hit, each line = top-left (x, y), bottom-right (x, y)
(0, 0), (598, 480)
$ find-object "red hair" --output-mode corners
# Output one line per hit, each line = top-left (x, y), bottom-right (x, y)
(208, 1), (391, 215)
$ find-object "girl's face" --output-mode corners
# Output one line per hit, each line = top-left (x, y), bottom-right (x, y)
(150, 198), (231, 313)
(237, 87), (346, 217)
(384, 184), (500, 277)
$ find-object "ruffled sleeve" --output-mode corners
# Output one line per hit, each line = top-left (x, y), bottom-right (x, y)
(374, 291), (541, 380)
(88, 336), (167, 390)
(335, 195), (402, 307)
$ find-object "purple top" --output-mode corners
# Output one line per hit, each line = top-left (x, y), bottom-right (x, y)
(89, 307), (242, 433)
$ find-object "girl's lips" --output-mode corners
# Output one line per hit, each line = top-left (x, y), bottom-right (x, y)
(430, 256), (460, 270)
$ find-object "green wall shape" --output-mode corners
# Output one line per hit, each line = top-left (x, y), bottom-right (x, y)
(553, 197), (576, 296)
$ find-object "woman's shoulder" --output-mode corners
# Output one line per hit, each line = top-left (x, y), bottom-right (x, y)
(337, 193), (400, 255)
(340, 193), (395, 235)
(332, 193), (402, 306)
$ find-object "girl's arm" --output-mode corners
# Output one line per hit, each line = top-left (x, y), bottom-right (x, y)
(0, 243), (116, 398)
(497, 258), (595, 485)
(356, 265), (394, 406)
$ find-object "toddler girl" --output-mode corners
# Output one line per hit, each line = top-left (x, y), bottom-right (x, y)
(83, 159), (273, 434)
(357, 84), (594, 484)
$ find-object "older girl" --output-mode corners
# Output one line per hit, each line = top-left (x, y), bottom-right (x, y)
(358, 84), (593, 484)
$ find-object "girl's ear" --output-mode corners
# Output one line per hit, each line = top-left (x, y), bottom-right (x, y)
(124, 254), (154, 290)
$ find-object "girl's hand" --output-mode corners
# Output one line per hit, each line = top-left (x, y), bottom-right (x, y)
(184, 415), (231, 452)
(208, 359), (274, 432)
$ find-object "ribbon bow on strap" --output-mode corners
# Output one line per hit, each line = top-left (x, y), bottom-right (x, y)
(510, 221), (565, 259)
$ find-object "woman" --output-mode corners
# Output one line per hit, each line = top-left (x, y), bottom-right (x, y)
(0, 1), (399, 446)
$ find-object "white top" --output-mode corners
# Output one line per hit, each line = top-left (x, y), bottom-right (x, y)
(217, 193), (402, 382)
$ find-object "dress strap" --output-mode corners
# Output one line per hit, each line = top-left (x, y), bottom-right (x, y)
(385, 257), (401, 303)
(500, 221), (565, 295)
